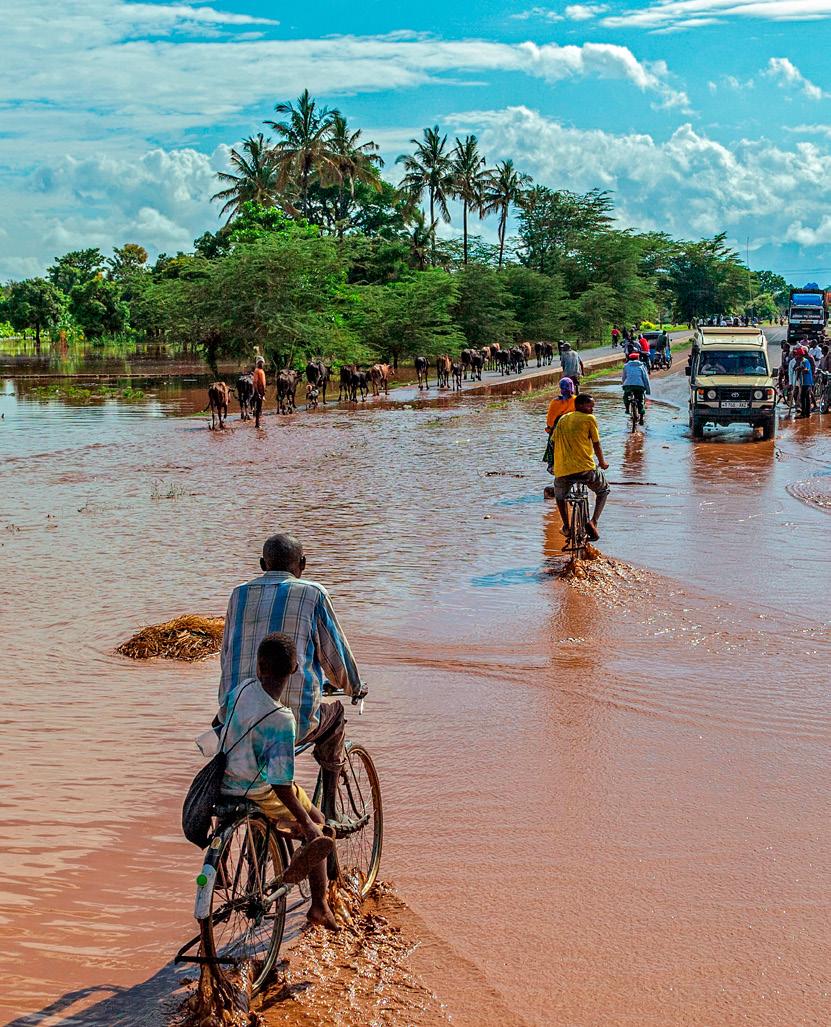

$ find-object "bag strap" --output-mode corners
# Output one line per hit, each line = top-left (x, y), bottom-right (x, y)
(225, 706), (282, 758)
(217, 680), (252, 754)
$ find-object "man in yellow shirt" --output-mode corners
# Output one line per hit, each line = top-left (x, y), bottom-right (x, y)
(551, 394), (610, 541)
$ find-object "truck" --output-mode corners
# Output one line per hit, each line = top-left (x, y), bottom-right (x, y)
(786, 282), (827, 344)
(686, 326), (776, 440)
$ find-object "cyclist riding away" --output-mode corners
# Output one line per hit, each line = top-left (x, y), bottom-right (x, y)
(219, 533), (366, 819)
(220, 632), (338, 929)
(622, 352), (650, 425)
(550, 393), (611, 543)
(560, 344), (585, 393)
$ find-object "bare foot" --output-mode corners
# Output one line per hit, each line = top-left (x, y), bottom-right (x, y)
(307, 903), (338, 931)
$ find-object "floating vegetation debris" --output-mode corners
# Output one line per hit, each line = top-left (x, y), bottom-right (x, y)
(26, 383), (146, 403)
(116, 614), (224, 661)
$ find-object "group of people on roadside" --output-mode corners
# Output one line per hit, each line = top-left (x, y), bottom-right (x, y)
(780, 339), (831, 419)
(201, 533), (365, 930)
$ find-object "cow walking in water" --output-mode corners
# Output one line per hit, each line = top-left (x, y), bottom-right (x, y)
(415, 355), (430, 390)
(436, 355), (452, 389)
(469, 350), (484, 381)
(460, 348), (474, 381)
(236, 373), (254, 420)
(276, 370), (299, 414)
(207, 382), (230, 430)
(306, 359), (331, 405)
(338, 365), (355, 402)
(351, 368), (369, 402)
(451, 361), (463, 391)
(369, 363), (392, 397)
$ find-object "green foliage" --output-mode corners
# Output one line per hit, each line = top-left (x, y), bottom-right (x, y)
(451, 264), (519, 346)
(225, 202), (318, 245)
(2, 277), (65, 343)
(571, 283), (619, 343)
(501, 266), (568, 340)
(517, 187), (613, 276)
(69, 275), (129, 338)
(47, 248), (105, 294)
(753, 270), (790, 309)
(355, 271), (464, 364)
(109, 243), (148, 281)
(662, 234), (751, 321)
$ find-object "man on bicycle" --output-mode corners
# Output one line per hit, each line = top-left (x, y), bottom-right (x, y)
(550, 394), (610, 542)
(219, 533), (365, 812)
(622, 352), (650, 425)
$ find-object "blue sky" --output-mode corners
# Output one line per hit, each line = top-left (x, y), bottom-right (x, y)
(3, 0), (831, 281)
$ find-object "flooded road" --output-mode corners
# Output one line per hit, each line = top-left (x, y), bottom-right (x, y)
(1, 333), (829, 1026)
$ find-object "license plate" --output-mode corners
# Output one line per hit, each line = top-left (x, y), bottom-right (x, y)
(721, 401), (748, 408)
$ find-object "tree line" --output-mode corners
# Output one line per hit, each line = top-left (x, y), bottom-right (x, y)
(0, 90), (794, 371)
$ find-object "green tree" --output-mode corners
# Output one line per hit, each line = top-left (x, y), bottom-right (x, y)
(265, 89), (340, 220)
(663, 234), (751, 322)
(396, 126), (454, 264)
(47, 248), (105, 294)
(450, 135), (490, 266)
(108, 243), (149, 281)
(3, 277), (64, 345)
(502, 266), (568, 341)
(326, 113), (384, 236)
(571, 282), (618, 344)
(69, 275), (129, 338)
(356, 271), (464, 367)
(482, 160), (531, 269)
(753, 269), (790, 309)
(212, 133), (282, 222)
(516, 187), (613, 276)
(451, 264), (519, 346)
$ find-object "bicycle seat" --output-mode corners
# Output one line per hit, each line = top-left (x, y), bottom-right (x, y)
(215, 795), (260, 818)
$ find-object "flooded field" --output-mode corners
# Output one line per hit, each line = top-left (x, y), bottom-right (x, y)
(1, 332), (829, 1026)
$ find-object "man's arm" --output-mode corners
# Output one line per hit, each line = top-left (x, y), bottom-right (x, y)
(593, 438), (609, 470)
(315, 590), (363, 697)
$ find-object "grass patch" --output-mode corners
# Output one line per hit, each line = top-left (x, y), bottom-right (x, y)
(26, 383), (146, 403)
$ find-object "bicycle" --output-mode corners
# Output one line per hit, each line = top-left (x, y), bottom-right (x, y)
(564, 481), (590, 560)
(623, 386), (644, 433)
(175, 692), (383, 997)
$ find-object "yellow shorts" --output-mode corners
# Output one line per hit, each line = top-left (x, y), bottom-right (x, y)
(249, 782), (313, 829)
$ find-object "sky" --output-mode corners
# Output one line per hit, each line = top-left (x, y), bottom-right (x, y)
(3, 0), (831, 282)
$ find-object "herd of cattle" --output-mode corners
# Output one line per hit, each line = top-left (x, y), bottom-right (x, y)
(205, 341), (556, 429)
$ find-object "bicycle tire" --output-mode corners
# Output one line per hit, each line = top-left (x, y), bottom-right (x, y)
(630, 395), (639, 433)
(332, 743), (383, 897)
(570, 496), (589, 559)
(199, 814), (288, 996)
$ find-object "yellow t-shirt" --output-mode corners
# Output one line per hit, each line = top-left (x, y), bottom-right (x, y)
(553, 411), (599, 478)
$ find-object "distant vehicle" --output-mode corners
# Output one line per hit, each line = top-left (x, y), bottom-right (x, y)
(686, 327), (776, 440)
(787, 283), (827, 344)
(644, 330), (671, 370)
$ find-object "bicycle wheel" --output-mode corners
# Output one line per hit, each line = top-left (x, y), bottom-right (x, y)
(200, 814), (287, 996)
(570, 496), (589, 559)
(332, 744), (383, 896)
(630, 395), (639, 432)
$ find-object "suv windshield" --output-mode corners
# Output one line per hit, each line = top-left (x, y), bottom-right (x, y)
(698, 351), (768, 376)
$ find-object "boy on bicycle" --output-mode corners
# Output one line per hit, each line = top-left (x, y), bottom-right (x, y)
(221, 631), (338, 930)
(621, 352), (650, 425)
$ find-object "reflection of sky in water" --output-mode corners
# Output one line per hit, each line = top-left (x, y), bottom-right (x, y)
(471, 566), (546, 588)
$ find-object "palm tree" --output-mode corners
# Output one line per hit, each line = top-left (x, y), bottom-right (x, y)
(329, 113), (384, 235)
(211, 134), (281, 222)
(482, 159), (532, 269)
(264, 89), (341, 219)
(396, 126), (454, 264)
(450, 135), (491, 265)
(406, 209), (437, 271)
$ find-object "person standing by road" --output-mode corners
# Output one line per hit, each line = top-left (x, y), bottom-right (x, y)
(550, 394), (610, 542)
(794, 349), (814, 419)
(560, 343), (585, 393)
(219, 533), (365, 806)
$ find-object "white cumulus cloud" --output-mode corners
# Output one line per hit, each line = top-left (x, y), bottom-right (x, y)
(603, 0), (831, 31)
(764, 57), (826, 100)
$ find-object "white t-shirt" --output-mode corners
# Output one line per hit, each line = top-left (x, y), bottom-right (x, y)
(220, 678), (297, 796)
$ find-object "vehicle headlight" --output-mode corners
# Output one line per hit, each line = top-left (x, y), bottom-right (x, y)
(707, 389), (717, 399)
(754, 389), (763, 400)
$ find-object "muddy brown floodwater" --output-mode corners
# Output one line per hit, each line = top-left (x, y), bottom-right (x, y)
(1, 330), (829, 1026)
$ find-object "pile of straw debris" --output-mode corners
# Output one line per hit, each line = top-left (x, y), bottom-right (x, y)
(116, 615), (224, 661)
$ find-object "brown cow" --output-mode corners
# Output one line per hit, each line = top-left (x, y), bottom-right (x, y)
(207, 381), (230, 430)
(521, 341), (533, 363)
(436, 355), (452, 389)
(276, 369), (299, 414)
(369, 363), (392, 396)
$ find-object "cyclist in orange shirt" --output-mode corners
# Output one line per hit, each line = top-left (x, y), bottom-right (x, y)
(544, 377), (576, 475)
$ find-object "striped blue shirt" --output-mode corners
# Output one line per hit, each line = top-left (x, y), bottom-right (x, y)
(219, 572), (361, 741)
